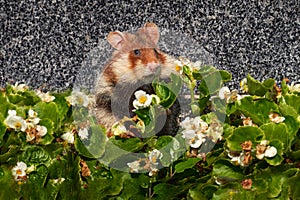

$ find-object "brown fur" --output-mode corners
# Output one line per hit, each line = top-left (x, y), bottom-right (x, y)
(94, 23), (177, 132)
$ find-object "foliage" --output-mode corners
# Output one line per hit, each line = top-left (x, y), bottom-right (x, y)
(0, 61), (300, 200)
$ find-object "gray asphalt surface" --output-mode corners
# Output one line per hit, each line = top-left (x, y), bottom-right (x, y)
(1, 0), (299, 92)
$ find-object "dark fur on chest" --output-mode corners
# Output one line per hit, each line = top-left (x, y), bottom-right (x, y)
(95, 80), (180, 136)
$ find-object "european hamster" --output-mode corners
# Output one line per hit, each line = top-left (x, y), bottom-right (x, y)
(94, 22), (180, 136)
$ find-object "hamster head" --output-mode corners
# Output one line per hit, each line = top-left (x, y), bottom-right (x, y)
(105, 22), (175, 84)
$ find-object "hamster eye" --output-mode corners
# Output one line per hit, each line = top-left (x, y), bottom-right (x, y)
(133, 49), (141, 56)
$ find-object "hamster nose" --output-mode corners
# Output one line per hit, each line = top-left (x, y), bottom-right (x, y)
(147, 62), (160, 72)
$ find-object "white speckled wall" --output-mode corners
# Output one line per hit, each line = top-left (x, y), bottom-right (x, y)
(0, 0), (299, 91)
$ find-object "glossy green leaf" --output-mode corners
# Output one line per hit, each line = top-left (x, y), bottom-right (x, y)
(75, 125), (106, 159)
(227, 126), (264, 151)
(111, 137), (144, 152)
(246, 74), (275, 96)
(175, 157), (201, 173)
(33, 102), (59, 129)
(21, 146), (51, 166)
(260, 123), (289, 150)
(153, 183), (180, 200)
(212, 159), (244, 180)
(236, 96), (279, 125)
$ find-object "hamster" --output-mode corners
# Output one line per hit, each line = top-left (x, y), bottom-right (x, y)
(94, 22), (180, 136)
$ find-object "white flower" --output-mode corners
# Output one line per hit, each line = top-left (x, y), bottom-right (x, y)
(242, 117), (254, 126)
(36, 90), (55, 102)
(180, 116), (208, 133)
(133, 90), (153, 109)
(149, 149), (163, 165)
(218, 87), (231, 100)
(66, 91), (89, 107)
(12, 83), (28, 92)
(27, 109), (40, 125)
(288, 82), (300, 93)
(28, 109), (38, 119)
(53, 178), (66, 184)
(111, 122), (127, 136)
(61, 131), (74, 144)
(269, 113), (285, 123)
(4, 110), (27, 132)
(264, 146), (277, 158)
(78, 128), (89, 140)
(149, 168), (159, 177)
(193, 60), (202, 70)
(226, 90), (242, 103)
(36, 125), (47, 137)
(189, 134), (205, 148)
(240, 78), (248, 93)
(12, 162), (27, 182)
(182, 129), (197, 140)
(127, 160), (141, 173)
(215, 87), (242, 104)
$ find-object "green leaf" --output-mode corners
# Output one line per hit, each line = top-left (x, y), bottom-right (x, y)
(283, 94), (300, 114)
(287, 170), (300, 200)
(279, 103), (299, 119)
(100, 139), (131, 167)
(0, 145), (20, 163)
(254, 165), (298, 198)
(21, 146), (51, 166)
(247, 74), (275, 96)
(189, 185), (218, 200)
(119, 175), (147, 199)
(0, 91), (13, 118)
(260, 123), (290, 151)
(201, 71), (223, 95)
(153, 74), (181, 109)
(212, 182), (256, 200)
(227, 126), (264, 151)
(75, 125), (106, 159)
(281, 78), (289, 95)
(212, 159), (244, 181)
(79, 169), (129, 199)
(175, 158), (201, 173)
(219, 70), (232, 82)
(264, 140), (284, 166)
(153, 183), (180, 200)
(0, 166), (18, 200)
(111, 137), (144, 152)
(8, 90), (41, 106)
(236, 96), (279, 125)
(33, 102), (59, 130)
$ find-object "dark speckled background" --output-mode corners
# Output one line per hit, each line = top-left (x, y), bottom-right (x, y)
(1, 0), (299, 92)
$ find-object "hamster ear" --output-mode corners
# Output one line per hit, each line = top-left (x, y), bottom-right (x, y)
(143, 22), (160, 45)
(107, 31), (125, 50)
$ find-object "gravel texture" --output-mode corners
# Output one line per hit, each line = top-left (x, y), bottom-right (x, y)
(1, 0), (299, 92)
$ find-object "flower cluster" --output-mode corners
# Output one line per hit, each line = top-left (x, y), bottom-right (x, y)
(228, 140), (277, 167)
(36, 89), (55, 102)
(4, 110), (47, 143)
(256, 140), (277, 160)
(174, 56), (201, 74)
(180, 116), (223, 157)
(66, 91), (93, 108)
(127, 149), (163, 176)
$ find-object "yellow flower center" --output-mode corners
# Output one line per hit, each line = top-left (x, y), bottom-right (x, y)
(139, 96), (147, 104)
(15, 122), (21, 129)
(16, 169), (23, 175)
(78, 97), (84, 105)
(175, 65), (181, 72)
